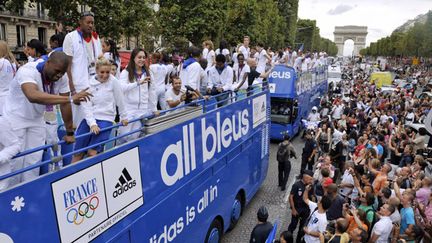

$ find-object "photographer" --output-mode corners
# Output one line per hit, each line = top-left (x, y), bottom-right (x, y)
(166, 76), (199, 108)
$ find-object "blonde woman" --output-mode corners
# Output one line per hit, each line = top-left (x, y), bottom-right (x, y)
(0, 41), (18, 116)
(72, 58), (128, 163)
(203, 40), (215, 70)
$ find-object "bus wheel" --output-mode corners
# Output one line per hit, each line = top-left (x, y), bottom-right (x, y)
(205, 218), (223, 243)
(228, 194), (242, 230)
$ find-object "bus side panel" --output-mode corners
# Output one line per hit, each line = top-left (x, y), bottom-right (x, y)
(0, 92), (270, 243)
(126, 124), (269, 243)
(270, 123), (294, 140)
(0, 175), (63, 242)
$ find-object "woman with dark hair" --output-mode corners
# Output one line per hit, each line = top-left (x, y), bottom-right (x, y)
(117, 48), (157, 144)
(215, 39), (230, 64)
(102, 39), (121, 78)
(25, 39), (47, 62)
(49, 33), (65, 51)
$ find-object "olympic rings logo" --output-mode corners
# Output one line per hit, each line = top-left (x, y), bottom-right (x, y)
(66, 196), (99, 225)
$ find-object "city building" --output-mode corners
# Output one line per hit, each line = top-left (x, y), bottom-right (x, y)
(0, 2), (56, 61)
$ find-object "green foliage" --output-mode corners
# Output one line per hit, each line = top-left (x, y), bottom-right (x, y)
(158, 0), (227, 48)
(277, 0), (298, 46)
(223, 0), (258, 47)
(295, 19), (316, 51)
(252, 0), (286, 49)
(159, 0), (308, 50)
(295, 19), (337, 55)
(361, 11), (432, 57)
(88, 0), (126, 40)
(0, 0), (338, 53)
(0, 0), (155, 46)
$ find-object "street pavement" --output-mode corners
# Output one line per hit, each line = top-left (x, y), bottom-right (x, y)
(222, 136), (304, 243)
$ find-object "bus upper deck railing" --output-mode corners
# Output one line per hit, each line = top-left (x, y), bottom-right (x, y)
(0, 85), (269, 182)
(296, 66), (328, 95)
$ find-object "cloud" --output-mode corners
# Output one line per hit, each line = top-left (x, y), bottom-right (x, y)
(327, 4), (355, 15)
(368, 28), (385, 34)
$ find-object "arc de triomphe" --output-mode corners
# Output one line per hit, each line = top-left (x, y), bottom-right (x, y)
(334, 26), (368, 56)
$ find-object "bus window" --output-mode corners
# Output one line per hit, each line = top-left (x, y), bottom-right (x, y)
(270, 97), (293, 124)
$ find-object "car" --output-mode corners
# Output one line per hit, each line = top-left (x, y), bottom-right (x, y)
(405, 123), (431, 148)
(328, 65), (342, 89)
(395, 80), (413, 90)
(418, 92), (432, 99)
(380, 85), (397, 95)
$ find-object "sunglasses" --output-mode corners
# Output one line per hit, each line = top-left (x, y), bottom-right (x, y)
(80, 11), (94, 18)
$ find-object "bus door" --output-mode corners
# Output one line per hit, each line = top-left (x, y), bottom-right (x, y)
(291, 99), (300, 135)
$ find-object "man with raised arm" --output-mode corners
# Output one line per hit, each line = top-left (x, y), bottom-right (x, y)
(302, 184), (332, 243)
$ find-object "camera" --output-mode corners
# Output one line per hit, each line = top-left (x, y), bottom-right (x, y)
(184, 85), (195, 104)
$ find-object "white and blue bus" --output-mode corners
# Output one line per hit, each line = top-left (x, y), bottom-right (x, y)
(268, 65), (328, 140)
(0, 89), (270, 243)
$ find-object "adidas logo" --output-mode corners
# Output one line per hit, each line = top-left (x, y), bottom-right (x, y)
(113, 168), (137, 198)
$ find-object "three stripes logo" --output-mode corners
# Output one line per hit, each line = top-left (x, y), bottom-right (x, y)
(112, 168), (137, 198)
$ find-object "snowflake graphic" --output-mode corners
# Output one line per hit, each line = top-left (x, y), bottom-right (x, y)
(11, 196), (25, 212)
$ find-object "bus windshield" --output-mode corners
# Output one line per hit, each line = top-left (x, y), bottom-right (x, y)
(270, 97), (294, 124)
(328, 72), (341, 79)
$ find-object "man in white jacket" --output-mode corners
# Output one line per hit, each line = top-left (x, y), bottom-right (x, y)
(63, 11), (102, 125)
(180, 46), (205, 92)
(206, 54), (233, 107)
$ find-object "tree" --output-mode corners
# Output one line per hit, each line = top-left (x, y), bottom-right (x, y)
(158, 0), (227, 47)
(362, 11), (432, 57)
(294, 19), (338, 55)
(277, 0), (298, 46)
(295, 19), (316, 51)
(159, 0), (288, 51)
(87, 0), (127, 41)
(223, 0), (259, 47)
(121, 0), (155, 49)
(1, 0), (81, 26)
(252, 0), (286, 49)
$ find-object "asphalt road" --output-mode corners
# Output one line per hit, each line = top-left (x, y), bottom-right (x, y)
(222, 136), (304, 243)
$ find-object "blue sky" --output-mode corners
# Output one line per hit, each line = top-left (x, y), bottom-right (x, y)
(298, 0), (432, 46)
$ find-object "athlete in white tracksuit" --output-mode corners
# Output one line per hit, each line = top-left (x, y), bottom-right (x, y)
(150, 62), (168, 110)
(118, 68), (158, 144)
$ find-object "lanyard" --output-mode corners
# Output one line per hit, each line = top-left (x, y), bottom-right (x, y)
(78, 29), (96, 64)
(41, 72), (54, 94)
(41, 71), (55, 113)
(134, 69), (146, 81)
(238, 64), (244, 80)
